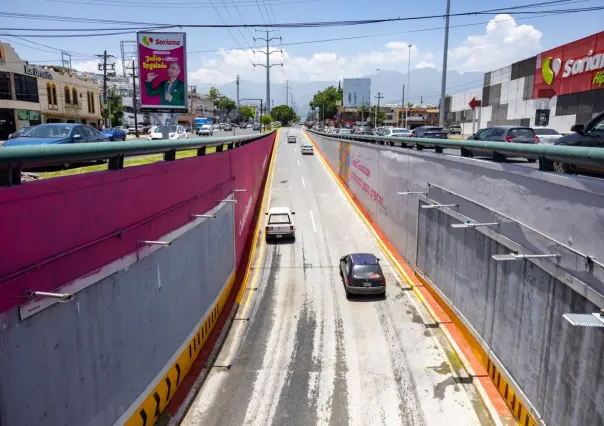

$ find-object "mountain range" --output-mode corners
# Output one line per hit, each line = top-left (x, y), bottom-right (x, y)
(193, 68), (484, 115)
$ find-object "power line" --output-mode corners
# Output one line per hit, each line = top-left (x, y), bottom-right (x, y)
(43, 0), (320, 5)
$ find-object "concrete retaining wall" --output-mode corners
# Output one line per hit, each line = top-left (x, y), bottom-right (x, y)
(308, 130), (604, 426)
(0, 203), (235, 426)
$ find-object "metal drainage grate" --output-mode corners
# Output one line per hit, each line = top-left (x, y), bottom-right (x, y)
(562, 313), (604, 327)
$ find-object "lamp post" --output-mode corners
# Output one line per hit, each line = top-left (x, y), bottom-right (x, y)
(405, 44), (413, 129)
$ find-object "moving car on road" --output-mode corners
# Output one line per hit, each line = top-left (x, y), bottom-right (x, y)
(4, 123), (109, 147)
(148, 125), (188, 140)
(253, 123), (261, 131)
(553, 111), (604, 174)
(354, 126), (373, 135)
(198, 124), (214, 136)
(339, 253), (386, 298)
(8, 126), (34, 140)
(411, 126), (448, 139)
(223, 123), (232, 131)
(102, 127), (127, 141)
(339, 128), (352, 135)
(383, 128), (412, 137)
(466, 126), (538, 162)
(301, 143), (314, 155)
(287, 135), (297, 143)
(448, 125), (462, 135)
(265, 207), (296, 242)
(533, 127), (562, 145)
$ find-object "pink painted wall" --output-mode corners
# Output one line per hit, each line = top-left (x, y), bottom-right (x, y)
(0, 134), (275, 314)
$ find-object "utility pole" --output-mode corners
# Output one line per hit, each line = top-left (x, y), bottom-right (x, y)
(129, 62), (139, 137)
(374, 92), (383, 128)
(401, 85), (405, 127)
(253, 30), (282, 117)
(61, 51), (72, 72)
(96, 50), (116, 128)
(420, 95), (423, 105)
(439, 0), (451, 126)
(236, 74), (240, 107)
(406, 44), (412, 131)
(284, 80), (291, 107)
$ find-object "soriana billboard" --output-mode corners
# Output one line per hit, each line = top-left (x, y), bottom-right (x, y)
(137, 32), (188, 113)
(534, 31), (604, 98)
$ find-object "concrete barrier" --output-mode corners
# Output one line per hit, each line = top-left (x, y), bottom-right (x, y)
(307, 130), (604, 426)
(0, 133), (275, 425)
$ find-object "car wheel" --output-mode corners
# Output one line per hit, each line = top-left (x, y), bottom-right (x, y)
(526, 158), (537, 163)
(553, 161), (571, 174)
(345, 288), (352, 299)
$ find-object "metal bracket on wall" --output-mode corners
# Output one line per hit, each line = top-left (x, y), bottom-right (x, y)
(137, 240), (172, 247)
(421, 203), (459, 209)
(492, 253), (561, 261)
(451, 221), (499, 229)
(563, 309), (604, 328)
(397, 190), (427, 195)
(191, 214), (216, 219)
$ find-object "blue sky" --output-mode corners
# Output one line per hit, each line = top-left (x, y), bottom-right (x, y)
(1, 0), (603, 85)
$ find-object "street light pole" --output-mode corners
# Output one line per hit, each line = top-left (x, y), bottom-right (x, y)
(374, 69), (380, 128)
(439, 0), (451, 126)
(406, 44), (413, 129)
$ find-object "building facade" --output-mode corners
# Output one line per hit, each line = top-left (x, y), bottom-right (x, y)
(0, 43), (42, 139)
(445, 31), (604, 135)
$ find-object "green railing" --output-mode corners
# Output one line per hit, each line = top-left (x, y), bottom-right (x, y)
(309, 129), (604, 172)
(0, 131), (275, 186)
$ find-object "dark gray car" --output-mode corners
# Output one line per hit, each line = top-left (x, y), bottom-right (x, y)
(412, 126), (448, 139)
(466, 126), (538, 162)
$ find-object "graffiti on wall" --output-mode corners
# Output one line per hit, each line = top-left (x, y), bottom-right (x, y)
(338, 142), (351, 184)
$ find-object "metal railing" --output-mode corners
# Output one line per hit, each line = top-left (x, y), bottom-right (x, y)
(0, 131), (275, 186)
(308, 129), (604, 172)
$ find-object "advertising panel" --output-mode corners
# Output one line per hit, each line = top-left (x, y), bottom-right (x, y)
(343, 78), (371, 107)
(534, 31), (604, 98)
(137, 32), (188, 112)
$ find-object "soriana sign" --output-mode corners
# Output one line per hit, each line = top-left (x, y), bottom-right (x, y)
(137, 32), (188, 113)
(534, 31), (604, 98)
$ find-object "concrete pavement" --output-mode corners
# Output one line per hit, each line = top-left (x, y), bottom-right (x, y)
(180, 128), (493, 426)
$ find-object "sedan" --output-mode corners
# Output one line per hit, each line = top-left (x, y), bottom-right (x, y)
(102, 127), (127, 141)
(553, 111), (604, 174)
(148, 125), (188, 140)
(3, 123), (109, 147)
(412, 126), (448, 139)
(339, 253), (386, 298)
(8, 126), (34, 140)
(533, 127), (562, 145)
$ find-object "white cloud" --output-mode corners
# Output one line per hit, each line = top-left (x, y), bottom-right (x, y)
(449, 14), (542, 72)
(187, 41), (435, 85)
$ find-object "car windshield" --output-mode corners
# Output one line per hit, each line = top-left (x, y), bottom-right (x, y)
(352, 264), (381, 275)
(26, 125), (73, 138)
(534, 128), (559, 135)
(268, 213), (290, 224)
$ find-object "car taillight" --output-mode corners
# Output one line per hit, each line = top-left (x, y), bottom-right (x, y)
(534, 136), (540, 144)
(347, 277), (352, 285)
(381, 277), (386, 286)
(505, 135), (513, 143)
(290, 225), (294, 231)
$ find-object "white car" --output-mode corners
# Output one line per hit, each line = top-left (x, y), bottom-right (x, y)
(147, 125), (188, 140)
(198, 124), (214, 136)
(301, 143), (314, 155)
(339, 128), (352, 135)
(287, 135), (297, 143)
(246, 123), (253, 129)
(384, 127), (412, 137)
(533, 127), (563, 145)
(265, 207), (296, 241)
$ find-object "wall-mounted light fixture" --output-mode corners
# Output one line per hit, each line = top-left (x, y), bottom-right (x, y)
(137, 240), (172, 247)
(25, 290), (74, 302)
(451, 220), (499, 229)
(563, 309), (604, 328)
(421, 203), (458, 209)
(191, 214), (216, 219)
(492, 253), (560, 261)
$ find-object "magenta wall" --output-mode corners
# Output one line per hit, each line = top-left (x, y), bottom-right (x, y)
(0, 134), (275, 314)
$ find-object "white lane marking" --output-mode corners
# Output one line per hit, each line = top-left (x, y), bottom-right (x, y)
(301, 176), (306, 187)
(294, 148), (297, 152)
(309, 210), (317, 233)
(297, 159), (300, 166)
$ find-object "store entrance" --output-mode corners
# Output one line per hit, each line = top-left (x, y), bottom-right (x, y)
(0, 109), (16, 140)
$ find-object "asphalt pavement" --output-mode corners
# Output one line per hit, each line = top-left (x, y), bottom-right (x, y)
(180, 128), (492, 426)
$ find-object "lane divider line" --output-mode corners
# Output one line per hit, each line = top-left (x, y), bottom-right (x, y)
(309, 210), (317, 233)
(297, 159), (300, 166)
(301, 176), (306, 188)
(303, 130), (515, 426)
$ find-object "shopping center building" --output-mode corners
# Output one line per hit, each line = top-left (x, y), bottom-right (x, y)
(0, 41), (102, 139)
(445, 30), (604, 135)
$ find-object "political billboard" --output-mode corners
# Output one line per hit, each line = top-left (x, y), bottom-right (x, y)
(343, 78), (371, 108)
(137, 32), (188, 113)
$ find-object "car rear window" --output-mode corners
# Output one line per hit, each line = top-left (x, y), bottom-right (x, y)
(534, 128), (559, 135)
(352, 264), (380, 274)
(268, 214), (290, 224)
(426, 127), (445, 132)
(509, 128), (535, 138)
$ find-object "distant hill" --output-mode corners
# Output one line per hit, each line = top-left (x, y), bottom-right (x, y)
(193, 68), (484, 115)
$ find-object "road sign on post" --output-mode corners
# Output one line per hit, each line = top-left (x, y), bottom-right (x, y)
(469, 97), (482, 135)
(468, 97), (481, 110)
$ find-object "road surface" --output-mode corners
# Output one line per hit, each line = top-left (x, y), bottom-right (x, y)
(181, 128), (493, 426)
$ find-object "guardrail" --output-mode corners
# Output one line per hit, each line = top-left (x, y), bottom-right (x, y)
(308, 129), (604, 172)
(0, 131), (274, 186)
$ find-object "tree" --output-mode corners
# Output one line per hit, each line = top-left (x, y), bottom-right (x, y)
(270, 104), (296, 125)
(108, 87), (124, 127)
(260, 114), (272, 130)
(218, 96), (236, 114)
(368, 108), (386, 127)
(239, 106), (255, 121)
(358, 105), (370, 123)
(309, 85), (343, 122)
(208, 87), (221, 107)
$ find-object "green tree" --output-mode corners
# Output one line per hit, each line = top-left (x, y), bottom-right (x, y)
(368, 108), (386, 127)
(239, 106), (255, 121)
(309, 85), (343, 122)
(260, 114), (272, 130)
(208, 87), (221, 108)
(108, 87), (124, 127)
(358, 105), (370, 123)
(270, 104), (296, 125)
(218, 96), (236, 114)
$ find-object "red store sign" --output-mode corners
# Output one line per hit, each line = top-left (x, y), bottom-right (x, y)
(533, 31), (604, 99)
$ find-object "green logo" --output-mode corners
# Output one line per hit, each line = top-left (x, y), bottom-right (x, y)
(541, 56), (562, 86)
(142, 36), (150, 47)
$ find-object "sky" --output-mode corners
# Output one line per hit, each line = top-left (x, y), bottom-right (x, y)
(1, 0), (603, 89)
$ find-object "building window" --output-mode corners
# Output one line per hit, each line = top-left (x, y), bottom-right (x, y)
(46, 83), (53, 106)
(72, 87), (78, 105)
(0, 72), (10, 100)
(90, 92), (95, 113)
(87, 91), (96, 113)
(14, 74), (39, 103)
(64, 85), (71, 104)
(51, 84), (57, 106)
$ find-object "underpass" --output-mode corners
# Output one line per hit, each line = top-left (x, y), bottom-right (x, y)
(181, 128), (492, 426)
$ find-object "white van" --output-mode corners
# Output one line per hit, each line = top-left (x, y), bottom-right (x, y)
(265, 207), (296, 241)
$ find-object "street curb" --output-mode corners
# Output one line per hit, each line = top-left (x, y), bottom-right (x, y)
(165, 301), (241, 426)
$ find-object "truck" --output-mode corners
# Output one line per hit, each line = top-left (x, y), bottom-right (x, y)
(194, 117), (214, 133)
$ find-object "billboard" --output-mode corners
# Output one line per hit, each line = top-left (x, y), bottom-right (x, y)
(343, 78), (371, 108)
(534, 31), (604, 98)
(137, 32), (188, 113)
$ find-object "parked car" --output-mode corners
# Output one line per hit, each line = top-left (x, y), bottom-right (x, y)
(533, 127), (563, 145)
(553, 111), (604, 174)
(8, 126), (34, 140)
(412, 126), (448, 139)
(198, 124), (214, 136)
(148, 125), (188, 140)
(448, 125), (462, 135)
(102, 127), (127, 141)
(3, 123), (109, 147)
(339, 253), (386, 298)
(466, 126), (538, 162)
(253, 123), (261, 131)
(265, 207), (296, 241)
